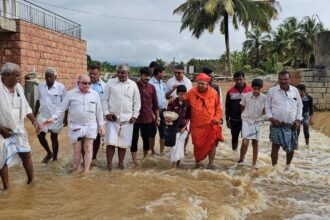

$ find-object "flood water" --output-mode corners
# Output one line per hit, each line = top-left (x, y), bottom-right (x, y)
(0, 120), (329, 220)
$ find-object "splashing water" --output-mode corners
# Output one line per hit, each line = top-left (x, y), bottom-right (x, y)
(0, 120), (329, 220)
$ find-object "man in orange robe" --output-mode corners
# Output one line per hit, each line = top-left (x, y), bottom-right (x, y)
(186, 73), (224, 168)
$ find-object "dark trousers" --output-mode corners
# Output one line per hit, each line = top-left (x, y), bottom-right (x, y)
(297, 116), (310, 139)
(131, 123), (153, 152)
(230, 119), (242, 145)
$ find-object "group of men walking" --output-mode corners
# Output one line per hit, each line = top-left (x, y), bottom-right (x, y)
(0, 61), (308, 190)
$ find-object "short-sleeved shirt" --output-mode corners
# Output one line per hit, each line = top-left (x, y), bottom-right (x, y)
(167, 98), (190, 128)
(165, 76), (192, 98)
(149, 76), (167, 109)
(136, 81), (159, 124)
(240, 92), (267, 122)
(36, 81), (66, 119)
(90, 79), (106, 98)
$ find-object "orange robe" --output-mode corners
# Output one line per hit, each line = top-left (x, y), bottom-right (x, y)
(186, 86), (224, 162)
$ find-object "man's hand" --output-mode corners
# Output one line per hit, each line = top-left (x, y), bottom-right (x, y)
(129, 117), (137, 124)
(33, 121), (41, 134)
(43, 118), (55, 127)
(293, 119), (301, 129)
(0, 126), (13, 138)
(269, 118), (281, 126)
(98, 126), (105, 137)
(212, 119), (220, 124)
(172, 84), (178, 90)
(105, 114), (113, 121)
(155, 118), (161, 127)
(226, 119), (231, 129)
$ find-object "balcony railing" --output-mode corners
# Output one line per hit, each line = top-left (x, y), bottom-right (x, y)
(0, 0), (81, 39)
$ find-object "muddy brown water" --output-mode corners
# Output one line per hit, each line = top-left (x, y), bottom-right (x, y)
(0, 119), (329, 220)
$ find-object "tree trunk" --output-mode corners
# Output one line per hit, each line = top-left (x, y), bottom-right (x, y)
(307, 52), (310, 69)
(255, 44), (260, 68)
(224, 13), (232, 77)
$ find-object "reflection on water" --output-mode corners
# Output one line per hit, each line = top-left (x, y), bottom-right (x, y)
(0, 121), (330, 220)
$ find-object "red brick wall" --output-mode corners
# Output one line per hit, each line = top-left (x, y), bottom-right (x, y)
(0, 19), (87, 88)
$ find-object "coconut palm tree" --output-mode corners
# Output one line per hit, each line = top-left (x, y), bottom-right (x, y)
(298, 15), (325, 68)
(173, 0), (278, 76)
(243, 28), (271, 68)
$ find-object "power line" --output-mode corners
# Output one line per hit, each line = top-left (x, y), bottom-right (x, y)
(27, 0), (181, 23)
(26, 0), (310, 24)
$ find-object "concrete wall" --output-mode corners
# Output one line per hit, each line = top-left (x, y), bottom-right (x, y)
(300, 67), (330, 110)
(0, 19), (87, 88)
(315, 31), (330, 67)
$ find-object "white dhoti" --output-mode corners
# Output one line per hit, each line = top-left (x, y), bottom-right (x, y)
(105, 121), (133, 148)
(68, 122), (98, 144)
(0, 127), (31, 168)
(170, 130), (188, 162)
(37, 114), (63, 133)
(241, 120), (262, 140)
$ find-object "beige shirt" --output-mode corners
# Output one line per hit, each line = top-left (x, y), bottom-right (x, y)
(102, 77), (141, 122)
(240, 92), (267, 122)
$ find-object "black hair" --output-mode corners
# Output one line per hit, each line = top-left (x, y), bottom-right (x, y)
(233, 71), (245, 79)
(296, 84), (306, 92)
(153, 65), (165, 76)
(174, 65), (184, 70)
(89, 64), (100, 70)
(139, 67), (151, 76)
(251, 78), (263, 88)
(149, 61), (157, 69)
(278, 70), (290, 78)
(202, 67), (213, 75)
(176, 84), (187, 93)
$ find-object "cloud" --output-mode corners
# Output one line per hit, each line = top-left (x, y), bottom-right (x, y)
(34, 0), (330, 65)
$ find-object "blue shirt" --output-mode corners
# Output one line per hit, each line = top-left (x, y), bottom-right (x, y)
(90, 80), (105, 98)
(149, 76), (167, 109)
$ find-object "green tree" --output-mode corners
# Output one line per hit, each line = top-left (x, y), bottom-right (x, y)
(243, 28), (271, 68)
(298, 15), (325, 68)
(173, 0), (278, 76)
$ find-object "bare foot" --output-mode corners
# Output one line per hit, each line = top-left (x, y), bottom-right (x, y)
(118, 163), (124, 170)
(42, 153), (53, 164)
(107, 164), (112, 171)
(195, 163), (204, 169)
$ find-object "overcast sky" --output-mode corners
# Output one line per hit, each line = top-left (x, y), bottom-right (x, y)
(32, 0), (330, 66)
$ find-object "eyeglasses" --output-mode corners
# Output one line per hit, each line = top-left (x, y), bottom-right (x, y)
(118, 71), (128, 75)
(79, 81), (91, 85)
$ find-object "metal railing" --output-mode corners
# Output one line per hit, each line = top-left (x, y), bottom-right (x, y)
(0, 0), (81, 39)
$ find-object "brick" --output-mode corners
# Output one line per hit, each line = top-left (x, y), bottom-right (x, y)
(4, 49), (20, 56)
(3, 55), (21, 64)
(318, 99), (326, 104)
(326, 104), (330, 110)
(317, 103), (326, 110)
(313, 88), (326, 93)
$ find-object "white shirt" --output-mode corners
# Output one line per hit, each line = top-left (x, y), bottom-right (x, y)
(36, 81), (66, 119)
(240, 92), (267, 122)
(266, 85), (303, 123)
(3, 85), (32, 126)
(165, 76), (192, 98)
(102, 77), (141, 122)
(53, 87), (104, 126)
